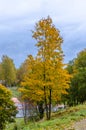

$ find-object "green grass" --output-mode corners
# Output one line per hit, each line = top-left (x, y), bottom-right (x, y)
(5, 103), (86, 130)
(8, 86), (20, 98)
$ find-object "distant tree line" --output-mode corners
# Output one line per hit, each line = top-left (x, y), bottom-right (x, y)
(0, 55), (16, 87)
(65, 48), (86, 106)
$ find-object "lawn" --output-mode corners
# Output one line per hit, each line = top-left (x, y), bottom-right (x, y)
(5, 103), (86, 130)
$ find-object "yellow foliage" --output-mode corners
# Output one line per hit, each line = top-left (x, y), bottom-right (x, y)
(19, 17), (71, 104)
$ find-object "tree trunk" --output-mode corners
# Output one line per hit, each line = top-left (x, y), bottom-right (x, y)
(38, 101), (44, 119)
(23, 101), (28, 124)
(48, 88), (51, 120)
(44, 86), (49, 119)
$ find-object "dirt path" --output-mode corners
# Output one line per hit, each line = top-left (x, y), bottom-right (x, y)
(73, 118), (86, 130)
(67, 119), (86, 130)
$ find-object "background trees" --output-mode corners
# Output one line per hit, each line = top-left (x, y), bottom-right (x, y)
(17, 58), (29, 85)
(0, 55), (16, 87)
(74, 49), (86, 104)
(67, 49), (86, 105)
(0, 84), (17, 130)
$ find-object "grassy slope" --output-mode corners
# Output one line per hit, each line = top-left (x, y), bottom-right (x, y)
(8, 87), (20, 98)
(5, 103), (86, 130)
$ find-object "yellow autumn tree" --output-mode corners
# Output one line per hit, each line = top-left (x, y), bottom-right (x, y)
(19, 16), (70, 120)
(19, 55), (45, 121)
(20, 55), (44, 101)
(32, 16), (70, 119)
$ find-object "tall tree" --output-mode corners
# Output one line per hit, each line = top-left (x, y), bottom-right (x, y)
(0, 84), (17, 130)
(0, 55), (16, 87)
(20, 17), (70, 120)
(32, 16), (70, 119)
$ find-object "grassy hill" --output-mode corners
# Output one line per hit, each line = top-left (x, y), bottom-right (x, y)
(5, 103), (86, 130)
(8, 86), (20, 98)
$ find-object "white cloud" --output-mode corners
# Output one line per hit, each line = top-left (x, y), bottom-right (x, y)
(0, 0), (86, 26)
(0, 0), (42, 19)
(42, 0), (86, 23)
(1, 0), (86, 37)
(0, 0), (86, 22)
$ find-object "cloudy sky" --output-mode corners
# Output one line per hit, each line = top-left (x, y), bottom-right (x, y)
(0, 0), (86, 68)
